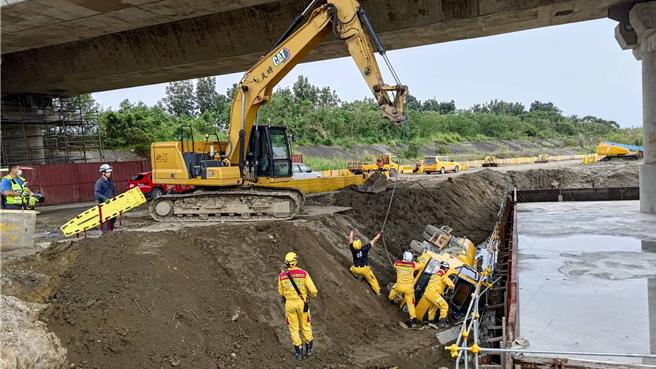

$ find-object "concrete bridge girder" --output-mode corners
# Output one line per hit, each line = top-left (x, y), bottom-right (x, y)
(1, 0), (620, 95)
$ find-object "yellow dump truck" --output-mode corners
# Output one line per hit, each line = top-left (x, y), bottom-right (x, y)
(347, 153), (400, 177)
(597, 141), (643, 160)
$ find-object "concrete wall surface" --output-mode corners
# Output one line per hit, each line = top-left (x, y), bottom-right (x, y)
(0, 209), (36, 250)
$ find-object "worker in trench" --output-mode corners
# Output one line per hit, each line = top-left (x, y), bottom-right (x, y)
(388, 251), (424, 328)
(425, 261), (455, 329)
(277, 252), (318, 361)
(348, 229), (382, 295)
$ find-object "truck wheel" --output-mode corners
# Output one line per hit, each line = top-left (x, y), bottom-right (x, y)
(440, 167), (446, 174)
(151, 187), (164, 199)
(389, 168), (398, 177)
(454, 166), (460, 173)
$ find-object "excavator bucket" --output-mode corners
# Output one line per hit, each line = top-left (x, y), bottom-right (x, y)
(357, 171), (388, 193)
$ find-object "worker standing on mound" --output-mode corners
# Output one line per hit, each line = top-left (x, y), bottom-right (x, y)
(278, 252), (318, 361)
(425, 261), (455, 328)
(388, 251), (423, 328)
(348, 230), (382, 295)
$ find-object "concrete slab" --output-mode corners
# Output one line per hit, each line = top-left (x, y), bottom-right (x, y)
(517, 200), (656, 364)
(0, 209), (36, 251)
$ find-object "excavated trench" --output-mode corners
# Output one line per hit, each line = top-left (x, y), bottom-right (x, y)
(0, 165), (639, 369)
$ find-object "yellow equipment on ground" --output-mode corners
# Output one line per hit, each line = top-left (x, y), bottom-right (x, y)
(149, 0), (407, 222)
(348, 153), (401, 177)
(535, 154), (549, 163)
(60, 187), (146, 237)
(481, 156), (498, 167)
(597, 141), (643, 160)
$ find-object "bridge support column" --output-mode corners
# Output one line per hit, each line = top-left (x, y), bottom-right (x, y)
(615, 1), (656, 213)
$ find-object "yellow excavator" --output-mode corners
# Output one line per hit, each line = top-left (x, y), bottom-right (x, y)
(149, 0), (407, 222)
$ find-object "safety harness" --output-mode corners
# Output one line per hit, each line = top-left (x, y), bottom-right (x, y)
(286, 270), (309, 312)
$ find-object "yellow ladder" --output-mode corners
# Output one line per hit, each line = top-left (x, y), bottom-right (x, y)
(60, 187), (146, 237)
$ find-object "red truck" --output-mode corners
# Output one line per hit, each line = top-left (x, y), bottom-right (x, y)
(127, 171), (194, 199)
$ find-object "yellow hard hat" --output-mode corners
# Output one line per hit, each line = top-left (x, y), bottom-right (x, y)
(352, 239), (362, 251)
(284, 252), (298, 267)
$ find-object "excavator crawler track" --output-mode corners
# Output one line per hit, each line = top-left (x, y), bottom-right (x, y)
(149, 187), (304, 222)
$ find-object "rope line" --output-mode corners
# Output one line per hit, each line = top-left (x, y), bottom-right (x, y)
(380, 170), (399, 266)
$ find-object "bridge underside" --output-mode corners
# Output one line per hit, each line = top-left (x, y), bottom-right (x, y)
(1, 0), (620, 95)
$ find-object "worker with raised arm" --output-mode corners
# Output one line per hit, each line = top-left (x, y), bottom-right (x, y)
(425, 261), (456, 328)
(348, 229), (382, 295)
(388, 250), (424, 328)
(278, 251), (318, 361)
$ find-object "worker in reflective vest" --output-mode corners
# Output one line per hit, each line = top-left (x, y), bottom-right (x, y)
(1, 164), (25, 210)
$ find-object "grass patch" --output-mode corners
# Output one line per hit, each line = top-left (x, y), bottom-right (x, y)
(303, 156), (348, 170)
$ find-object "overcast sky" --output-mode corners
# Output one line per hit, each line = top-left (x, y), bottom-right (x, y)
(93, 18), (642, 128)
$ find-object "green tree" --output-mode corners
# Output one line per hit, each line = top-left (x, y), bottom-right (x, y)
(195, 77), (218, 114)
(404, 93), (422, 111)
(161, 80), (196, 117)
(472, 100), (525, 116)
(422, 99), (455, 114)
(317, 86), (340, 107)
(292, 75), (318, 104)
(529, 100), (561, 114)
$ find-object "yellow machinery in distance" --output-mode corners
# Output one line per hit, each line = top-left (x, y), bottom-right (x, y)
(150, 0), (407, 222)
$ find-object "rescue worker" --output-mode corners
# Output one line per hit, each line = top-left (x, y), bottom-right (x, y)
(94, 164), (116, 233)
(388, 250), (423, 328)
(348, 229), (382, 295)
(425, 261), (455, 328)
(1, 164), (26, 210)
(277, 252), (318, 361)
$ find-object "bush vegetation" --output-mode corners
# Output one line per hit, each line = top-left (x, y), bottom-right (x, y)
(87, 75), (641, 157)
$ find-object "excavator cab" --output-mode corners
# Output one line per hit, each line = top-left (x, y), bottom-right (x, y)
(247, 125), (293, 178)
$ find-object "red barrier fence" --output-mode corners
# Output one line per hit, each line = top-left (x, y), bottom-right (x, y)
(20, 161), (151, 205)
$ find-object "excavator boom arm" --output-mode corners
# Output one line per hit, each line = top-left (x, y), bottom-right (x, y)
(226, 0), (407, 165)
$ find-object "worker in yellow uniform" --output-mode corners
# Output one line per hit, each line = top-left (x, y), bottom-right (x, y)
(387, 251), (423, 328)
(278, 252), (318, 361)
(348, 229), (382, 295)
(425, 261), (455, 328)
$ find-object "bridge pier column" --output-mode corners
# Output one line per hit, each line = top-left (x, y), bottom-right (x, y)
(615, 1), (656, 213)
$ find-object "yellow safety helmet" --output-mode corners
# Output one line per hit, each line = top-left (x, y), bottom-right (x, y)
(284, 252), (298, 267)
(352, 239), (362, 251)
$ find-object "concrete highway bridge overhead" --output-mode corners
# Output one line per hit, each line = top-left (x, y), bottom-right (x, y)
(1, 0), (655, 213)
(0, 0), (638, 95)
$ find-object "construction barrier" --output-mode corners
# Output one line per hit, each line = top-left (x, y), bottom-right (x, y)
(462, 154), (587, 169)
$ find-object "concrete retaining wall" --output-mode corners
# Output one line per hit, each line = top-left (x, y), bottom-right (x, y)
(0, 210), (36, 250)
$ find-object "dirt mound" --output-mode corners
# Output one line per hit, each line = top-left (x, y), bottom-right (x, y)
(1, 295), (67, 369)
(39, 224), (443, 369)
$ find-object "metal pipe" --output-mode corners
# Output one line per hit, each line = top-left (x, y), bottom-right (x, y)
(473, 285), (480, 369)
(452, 347), (656, 359)
(238, 89), (247, 176)
(381, 53), (402, 86)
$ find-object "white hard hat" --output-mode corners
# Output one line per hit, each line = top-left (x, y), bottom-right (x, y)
(99, 164), (112, 173)
(402, 251), (413, 262)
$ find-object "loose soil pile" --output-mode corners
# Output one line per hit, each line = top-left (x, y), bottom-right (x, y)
(1, 165), (639, 369)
